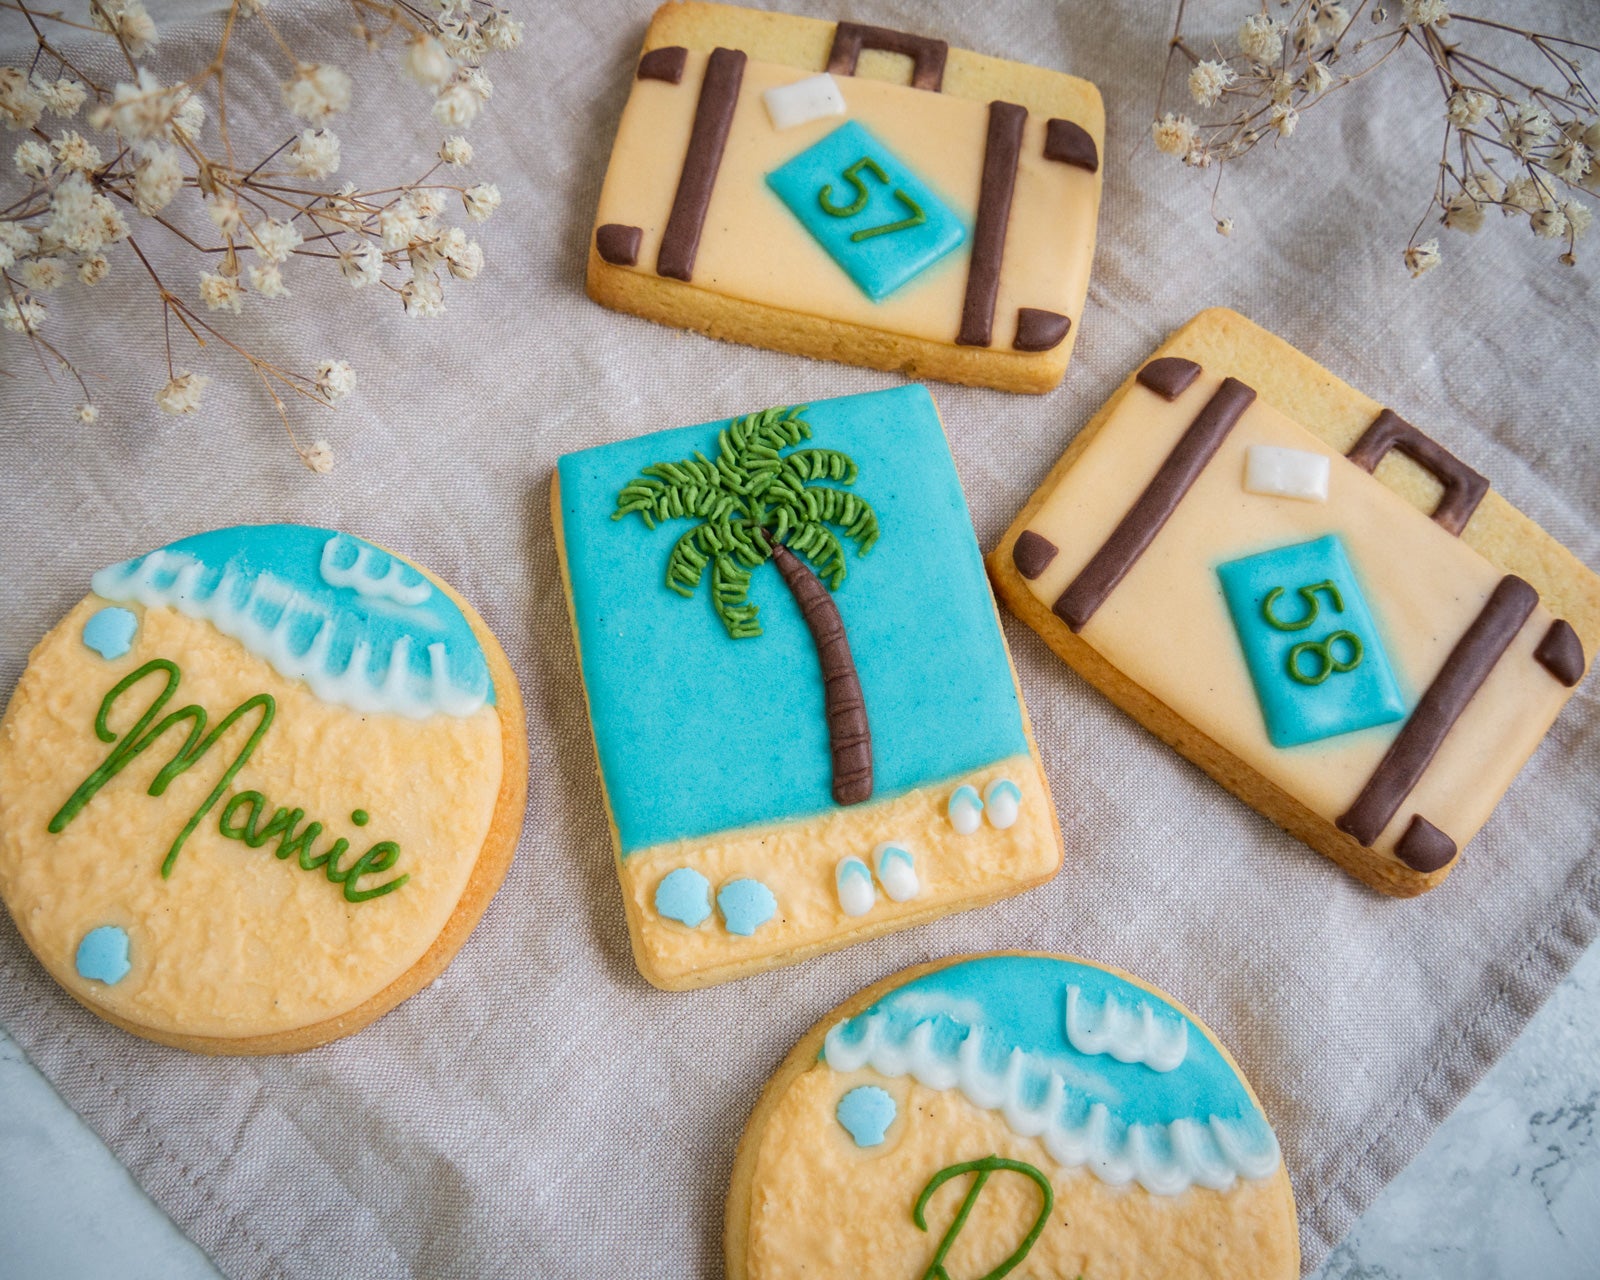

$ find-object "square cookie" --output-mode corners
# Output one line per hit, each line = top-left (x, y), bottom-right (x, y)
(554, 385), (1062, 988)
(989, 309), (1600, 897)
(587, 2), (1104, 393)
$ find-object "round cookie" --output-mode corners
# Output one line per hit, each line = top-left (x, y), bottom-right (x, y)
(0, 524), (527, 1054)
(727, 952), (1299, 1279)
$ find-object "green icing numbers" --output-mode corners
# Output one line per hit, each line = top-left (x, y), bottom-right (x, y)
(816, 156), (929, 243)
(818, 157), (886, 218)
(49, 658), (407, 902)
(766, 121), (965, 301)
(1287, 630), (1363, 686)
(1262, 580), (1365, 685)
(913, 1155), (1054, 1280)
(1261, 580), (1344, 632)
(1217, 535), (1406, 748)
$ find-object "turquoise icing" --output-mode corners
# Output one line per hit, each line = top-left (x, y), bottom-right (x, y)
(717, 878), (776, 936)
(557, 386), (1029, 854)
(836, 1085), (897, 1147)
(89, 525), (494, 720)
(1216, 534), (1405, 748)
(821, 956), (1280, 1195)
(987, 780), (1022, 805)
(75, 925), (130, 984)
(766, 121), (966, 301)
(81, 606), (137, 660)
(655, 867), (712, 927)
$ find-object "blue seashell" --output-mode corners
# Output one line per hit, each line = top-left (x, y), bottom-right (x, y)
(717, 878), (777, 936)
(654, 867), (712, 927)
(81, 607), (138, 660)
(947, 784), (983, 835)
(75, 925), (131, 985)
(836, 1085), (897, 1147)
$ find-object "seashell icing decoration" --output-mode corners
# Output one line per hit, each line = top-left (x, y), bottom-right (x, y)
(947, 784), (984, 835)
(655, 866), (713, 927)
(983, 778), (1023, 830)
(874, 843), (920, 902)
(718, 878), (777, 936)
(1065, 984), (1189, 1073)
(835, 1084), (897, 1148)
(835, 856), (876, 918)
(75, 925), (131, 985)
(81, 607), (138, 660)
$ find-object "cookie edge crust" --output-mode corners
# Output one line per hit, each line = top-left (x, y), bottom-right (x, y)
(986, 306), (1600, 898)
(723, 949), (1301, 1280)
(585, 0), (1106, 395)
(549, 414), (1066, 991)
(12, 547), (530, 1056)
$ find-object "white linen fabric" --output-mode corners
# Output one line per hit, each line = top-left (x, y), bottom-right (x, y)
(1, 2), (1597, 1276)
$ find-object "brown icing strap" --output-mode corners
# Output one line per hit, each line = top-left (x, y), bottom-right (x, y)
(1012, 530), (1059, 580)
(1534, 618), (1585, 686)
(825, 21), (948, 92)
(1043, 118), (1098, 172)
(1136, 357), (1202, 401)
(656, 47), (746, 283)
(1336, 575), (1538, 847)
(1347, 408), (1489, 537)
(956, 101), (1027, 349)
(1013, 308), (1071, 353)
(771, 543), (873, 805)
(594, 223), (642, 266)
(1394, 815), (1458, 873)
(1053, 377), (1257, 632)
(636, 45), (688, 84)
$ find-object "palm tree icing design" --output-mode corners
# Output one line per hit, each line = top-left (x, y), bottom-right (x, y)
(614, 404), (880, 805)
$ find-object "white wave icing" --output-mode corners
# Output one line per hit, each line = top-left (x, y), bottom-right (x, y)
(1065, 984), (1189, 1073)
(822, 1013), (1279, 1195)
(319, 533), (432, 606)
(92, 550), (486, 719)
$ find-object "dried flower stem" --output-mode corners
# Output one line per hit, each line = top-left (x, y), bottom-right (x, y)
(1154, 1), (1597, 273)
(1, 0), (520, 468)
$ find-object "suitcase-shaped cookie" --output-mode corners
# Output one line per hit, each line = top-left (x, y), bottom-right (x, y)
(990, 309), (1600, 896)
(587, 1), (1104, 393)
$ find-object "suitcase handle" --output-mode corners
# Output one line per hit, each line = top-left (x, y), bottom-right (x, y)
(826, 22), (948, 93)
(1346, 409), (1489, 537)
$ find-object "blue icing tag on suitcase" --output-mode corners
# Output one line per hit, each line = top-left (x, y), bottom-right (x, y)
(765, 121), (965, 301)
(1217, 534), (1406, 748)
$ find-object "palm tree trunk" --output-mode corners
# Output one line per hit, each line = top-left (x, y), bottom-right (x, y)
(770, 543), (873, 805)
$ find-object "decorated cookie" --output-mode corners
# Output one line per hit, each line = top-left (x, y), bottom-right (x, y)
(727, 953), (1299, 1279)
(587, 2), (1104, 394)
(989, 308), (1600, 896)
(0, 525), (527, 1053)
(553, 386), (1062, 989)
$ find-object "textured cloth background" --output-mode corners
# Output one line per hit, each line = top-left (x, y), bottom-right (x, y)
(1, 1), (1598, 1276)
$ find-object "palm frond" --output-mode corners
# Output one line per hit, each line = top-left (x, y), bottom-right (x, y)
(615, 451), (742, 527)
(786, 520), (847, 590)
(780, 449), (858, 485)
(710, 554), (761, 638)
(765, 481), (879, 555)
(717, 404), (812, 497)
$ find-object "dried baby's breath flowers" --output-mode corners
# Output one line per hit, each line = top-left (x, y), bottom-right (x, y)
(1, 0), (520, 470)
(1155, 1), (1597, 277)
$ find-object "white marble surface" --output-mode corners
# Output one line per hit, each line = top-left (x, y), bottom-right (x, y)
(3, 940), (1598, 1279)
